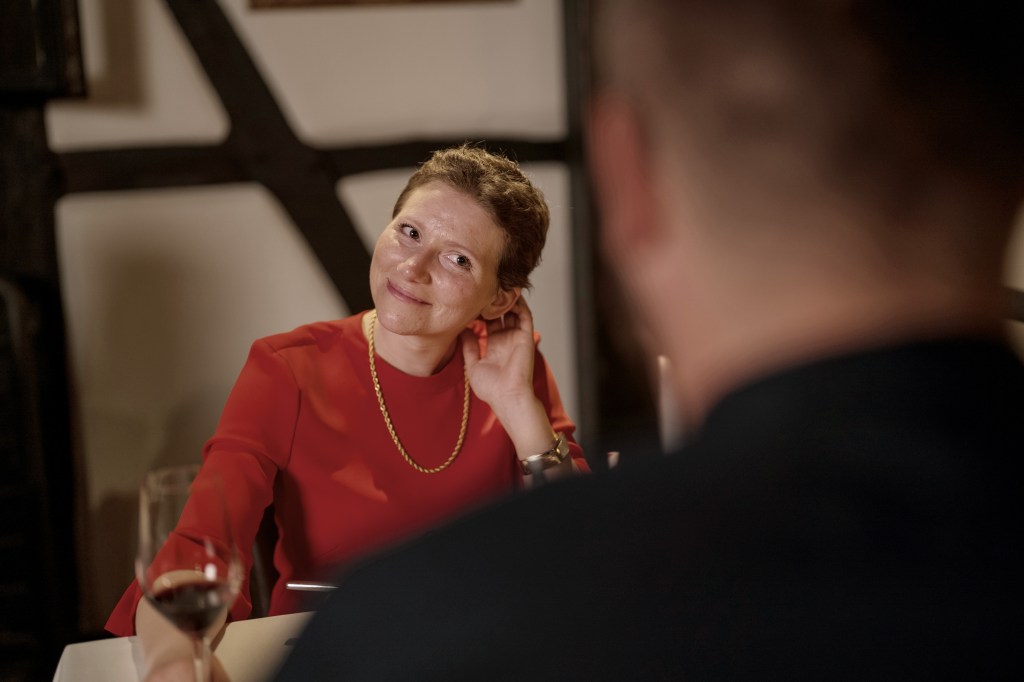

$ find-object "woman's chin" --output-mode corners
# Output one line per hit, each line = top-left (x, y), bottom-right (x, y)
(375, 306), (426, 336)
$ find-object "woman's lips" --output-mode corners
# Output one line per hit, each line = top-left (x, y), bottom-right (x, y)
(387, 280), (428, 305)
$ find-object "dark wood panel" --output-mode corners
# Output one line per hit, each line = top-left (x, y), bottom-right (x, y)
(0, 109), (78, 679)
(0, 0), (84, 98)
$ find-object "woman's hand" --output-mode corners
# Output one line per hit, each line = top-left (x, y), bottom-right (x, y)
(461, 298), (537, 409)
(462, 298), (573, 482)
(137, 597), (231, 681)
(145, 655), (231, 682)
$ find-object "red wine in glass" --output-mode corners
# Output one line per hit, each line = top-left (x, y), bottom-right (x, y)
(136, 465), (242, 681)
(147, 580), (235, 635)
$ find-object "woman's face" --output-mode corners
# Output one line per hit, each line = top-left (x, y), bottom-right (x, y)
(370, 181), (516, 341)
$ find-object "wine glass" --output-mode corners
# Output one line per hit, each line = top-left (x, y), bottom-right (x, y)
(135, 464), (242, 681)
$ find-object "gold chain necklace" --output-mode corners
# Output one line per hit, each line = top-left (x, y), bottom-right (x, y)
(367, 310), (470, 474)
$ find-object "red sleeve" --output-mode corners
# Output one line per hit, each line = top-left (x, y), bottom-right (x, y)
(104, 339), (299, 636)
(104, 581), (145, 637)
(532, 346), (589, 473)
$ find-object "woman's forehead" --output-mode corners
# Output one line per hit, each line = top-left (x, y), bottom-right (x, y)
(393, 182), (506, 258)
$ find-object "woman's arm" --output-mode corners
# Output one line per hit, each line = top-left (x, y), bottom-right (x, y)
(108, 337), (300, 679)
(462, 299), (581, 484)
(491, 388), (577, 485)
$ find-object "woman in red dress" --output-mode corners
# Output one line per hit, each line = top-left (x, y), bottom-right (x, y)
(108, 144), (586, 680)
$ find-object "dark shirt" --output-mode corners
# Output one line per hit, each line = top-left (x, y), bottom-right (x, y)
(274, 337), (1023, 680)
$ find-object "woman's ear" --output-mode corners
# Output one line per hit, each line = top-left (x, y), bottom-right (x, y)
(482, 287), (521, 320)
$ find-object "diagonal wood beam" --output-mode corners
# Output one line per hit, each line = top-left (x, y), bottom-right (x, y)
(163, 0), (373, 309)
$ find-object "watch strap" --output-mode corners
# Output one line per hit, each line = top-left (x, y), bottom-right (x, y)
(520, 432), (569, 476)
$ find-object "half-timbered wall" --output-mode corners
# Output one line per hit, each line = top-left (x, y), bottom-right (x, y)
(46, 0), (587, 632)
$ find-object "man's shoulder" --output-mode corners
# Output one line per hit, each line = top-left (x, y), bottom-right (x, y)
(358, 456), (695, 582)
(278, 459), (697, 680)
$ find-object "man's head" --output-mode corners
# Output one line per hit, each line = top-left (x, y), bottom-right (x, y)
(588, 0), (1023, 423)
(592, 0), (1021, 223)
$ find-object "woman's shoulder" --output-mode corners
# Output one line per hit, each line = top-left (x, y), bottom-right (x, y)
(256, 312), (367, 355)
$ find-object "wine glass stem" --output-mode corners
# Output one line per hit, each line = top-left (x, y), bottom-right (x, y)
(193, 634), (212, 682)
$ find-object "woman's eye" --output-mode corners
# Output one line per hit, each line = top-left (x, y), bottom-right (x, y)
(448, 254), (472, 269)
(400, 224), (420, 240)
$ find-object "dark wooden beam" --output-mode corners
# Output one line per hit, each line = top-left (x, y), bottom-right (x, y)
(562, 0), (602, 460)
(0, 104), (79, 676)
(562, 0), (659, 461)
(59, 146), (243, 193)
(164, 0), (373, 310)
(1, 108), (60, 280)
(59, 137), (567, 194)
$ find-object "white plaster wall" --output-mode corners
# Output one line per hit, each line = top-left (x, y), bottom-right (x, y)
(48, 0), (574, 630)
(218, 0), (567, 144)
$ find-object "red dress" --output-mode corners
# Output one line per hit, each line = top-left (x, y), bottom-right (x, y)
(105, 311), (584, 635)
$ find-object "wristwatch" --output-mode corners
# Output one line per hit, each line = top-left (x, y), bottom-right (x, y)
(521, 432), (569, 476)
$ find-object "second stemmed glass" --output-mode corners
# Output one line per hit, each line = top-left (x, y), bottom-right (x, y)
(135, 464), (242, 681)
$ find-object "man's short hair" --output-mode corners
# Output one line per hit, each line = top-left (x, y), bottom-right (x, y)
(594, 0), (1023, 229)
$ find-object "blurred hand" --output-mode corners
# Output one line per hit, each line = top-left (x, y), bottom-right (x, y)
(145, 654), (230, 682)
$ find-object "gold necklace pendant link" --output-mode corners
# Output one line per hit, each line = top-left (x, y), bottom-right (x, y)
(368, 310), (470, 474)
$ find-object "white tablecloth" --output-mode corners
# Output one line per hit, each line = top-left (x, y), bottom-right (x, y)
(53, 612), (312, 682)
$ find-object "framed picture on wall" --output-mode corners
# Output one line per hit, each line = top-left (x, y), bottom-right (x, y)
(250, 0), (510, 7)
(0, 0), (84, 97)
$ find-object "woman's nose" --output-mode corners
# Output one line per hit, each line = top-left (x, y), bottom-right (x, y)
(398, 252), (431, 282)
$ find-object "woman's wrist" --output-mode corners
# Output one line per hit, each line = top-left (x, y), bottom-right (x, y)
(487, 387), (575, 483)
(493, 394), (554, 457)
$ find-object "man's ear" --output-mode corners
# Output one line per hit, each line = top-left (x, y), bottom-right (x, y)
(482, 287), (521, 320)
(587, 94), (659, 258)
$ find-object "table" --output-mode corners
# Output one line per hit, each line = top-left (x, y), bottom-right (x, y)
(52, 612), (312, 681)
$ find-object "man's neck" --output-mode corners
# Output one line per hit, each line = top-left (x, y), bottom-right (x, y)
(664, 275), (1008, 431)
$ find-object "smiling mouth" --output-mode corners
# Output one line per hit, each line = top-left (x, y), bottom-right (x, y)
(387, 280), (428, 305)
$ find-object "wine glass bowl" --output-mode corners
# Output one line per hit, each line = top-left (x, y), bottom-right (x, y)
(135, 464), (242, 680)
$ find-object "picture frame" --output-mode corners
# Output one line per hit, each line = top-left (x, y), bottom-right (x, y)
(250, 0), (510, 8)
